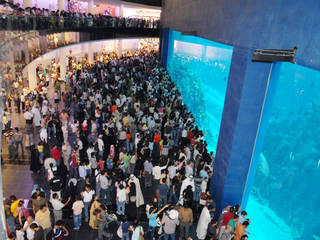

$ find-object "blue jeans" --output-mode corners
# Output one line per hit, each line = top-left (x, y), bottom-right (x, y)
(149, 226), (156, 239)
(70, 166), (79, 179)
(169, 189), (177, 204)
(73, 214), (81, 229)
(100, 188), (111, 204)
(164, 233), (175, 240)
(117, 200), (125, 215)
(84, 202), (90, 221)
(122, 232), (130, 240)
(158, 194), (167, 208)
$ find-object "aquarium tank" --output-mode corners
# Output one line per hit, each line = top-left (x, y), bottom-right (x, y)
(244, 62), (320, 240)
(166, 30), (233, 153)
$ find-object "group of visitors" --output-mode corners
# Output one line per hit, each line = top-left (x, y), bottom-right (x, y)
(0, 0), (160, 30)
(4, 48), (251, 240)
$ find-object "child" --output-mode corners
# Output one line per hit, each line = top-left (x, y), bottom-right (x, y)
(15, 225), (25, 240)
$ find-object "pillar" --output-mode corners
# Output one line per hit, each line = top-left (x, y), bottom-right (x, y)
(23, 0), (33, 9)
(58, 0), (65, 12)
(119, 4), (124, 17)
(88, 42), (94, 64)
(9, 46), (15, 82)
(24, 42), (30, 64)
(118, 40), (122, 56)
(88, 0), (94, 14)
(28, 62), (37, 90)
(59, 48), (66, 80)
(211, 47), (273, 212)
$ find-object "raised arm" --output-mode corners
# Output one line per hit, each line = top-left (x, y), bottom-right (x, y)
(157, 204), (169, 215)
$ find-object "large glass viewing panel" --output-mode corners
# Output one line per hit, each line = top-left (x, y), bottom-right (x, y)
(166, 30), (233, 152)
(245, 62), (320, 240)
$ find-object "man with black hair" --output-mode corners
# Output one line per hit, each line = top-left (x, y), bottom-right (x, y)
(50, 170), (63, 199)
(29, 222), (44, 240)
(81, 184), (95, 222)
(207, 218), (218, 240)
(157, 177), (169, 207)
(99, 170), (110, 205)
(35, 204), (51, 239)
(52, 220), (69, 240)
(178, 202), (193, 239)
(51, 193), (71, 222)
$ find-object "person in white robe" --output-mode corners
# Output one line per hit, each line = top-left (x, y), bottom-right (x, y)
(128, 174), (144, 207)
(31, 104), (41, 127)
(179, 176), (195, 204)
(196, 205), (213, 240)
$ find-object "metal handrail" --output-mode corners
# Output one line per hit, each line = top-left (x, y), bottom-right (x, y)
(0, 16), (160, 31)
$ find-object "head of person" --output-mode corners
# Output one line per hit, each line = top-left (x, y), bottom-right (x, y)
(85, 184), (91, 192)
(53, 193), (59, 200)
(30, 223), (39, 231)
(54, 220), (64, 228)
(240, 235), (249, 240)
(210, 218), (217, 226)
(10, 195), (17, 203)
(208, 205), (216, 212)
(161, 178), (166, 184)
(233, 214), (239, 222)
(18, 200), (24, 207)
(241, 210), (247, 217)
(40, 204), (47, 212)
(225, 225), (232, 233)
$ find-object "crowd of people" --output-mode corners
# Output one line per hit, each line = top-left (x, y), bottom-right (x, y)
(3, 48), (251, 240)
(0, 0), (160, 30)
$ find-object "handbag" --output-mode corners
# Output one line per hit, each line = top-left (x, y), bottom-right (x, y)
(117, 223), (123, 238)
(139, 226), (144, 240)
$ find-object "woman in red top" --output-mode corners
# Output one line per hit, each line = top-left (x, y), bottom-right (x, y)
(153, 133), (161, 143)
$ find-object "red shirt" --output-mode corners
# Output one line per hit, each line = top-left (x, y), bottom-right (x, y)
(222, 212), (234, 226)
(154, 134), (161, 143)
(51, 148), (60, 161)
(97, 160), (104, 171)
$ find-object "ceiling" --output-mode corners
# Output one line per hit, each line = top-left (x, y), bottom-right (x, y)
(119, 0), (161, 7)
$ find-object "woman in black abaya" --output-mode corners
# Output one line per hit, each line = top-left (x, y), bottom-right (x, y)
(30, 145), (41, 173)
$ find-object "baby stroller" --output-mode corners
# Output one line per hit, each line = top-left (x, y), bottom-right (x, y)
(102, 214), (120, 240)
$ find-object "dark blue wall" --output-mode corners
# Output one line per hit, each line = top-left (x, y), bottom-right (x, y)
(161, 0), (320, 211)
(211, 47), (272, 211)
(162, 0), (320, 70)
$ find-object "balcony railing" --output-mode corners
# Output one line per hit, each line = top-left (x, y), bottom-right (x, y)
(0, 16), (160, 31)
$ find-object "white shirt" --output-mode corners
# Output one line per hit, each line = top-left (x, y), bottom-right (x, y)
(51, 198), (65, 210)
(79, 165), (87, 179)
(117, 188), (126, 202)
(152, 166), (167, 180)
(98, 138), (104, 151)
(24, 111), (33, 120)
(25, 221), (38, 240)
(83, 190), (95, 203)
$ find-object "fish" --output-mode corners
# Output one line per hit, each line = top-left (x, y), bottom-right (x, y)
(258, 153), (270, 176)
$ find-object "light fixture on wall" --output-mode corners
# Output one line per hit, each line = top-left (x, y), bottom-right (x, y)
(252, 46), (298, 64)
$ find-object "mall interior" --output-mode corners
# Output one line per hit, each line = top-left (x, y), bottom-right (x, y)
(0, 0), (319, 240)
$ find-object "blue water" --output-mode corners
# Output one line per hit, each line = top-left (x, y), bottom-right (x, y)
(166, 31), (233, 153)
(246, 62), (320, 240)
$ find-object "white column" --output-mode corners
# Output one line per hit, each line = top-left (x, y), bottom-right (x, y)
(59, 48), (66, 80)
(88, 42), (94, 64)
(24, 42), (30, 64)
(118, 40), (122, 56)
(9, 47), (15, 82)
(119, 4), (124, 17)
(88, 0), (94, 14)
(23, 0), (33, 9)
(28, 63), (37, 90)
(58, 0), (65, 12)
